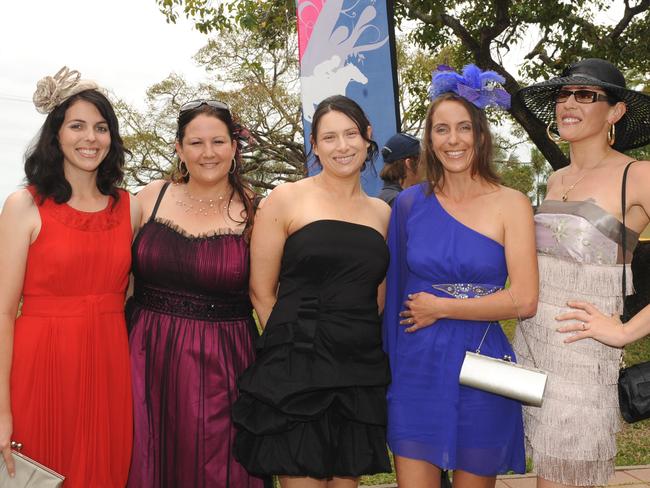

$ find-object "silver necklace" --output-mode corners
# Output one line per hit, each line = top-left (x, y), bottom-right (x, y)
(175, 186), (228, 216)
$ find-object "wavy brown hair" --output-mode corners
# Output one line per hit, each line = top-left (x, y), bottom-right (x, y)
(421, 93), (499, 193)
(172, 103), (256, 236)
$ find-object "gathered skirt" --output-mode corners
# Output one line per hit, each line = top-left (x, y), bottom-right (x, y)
(127, 302), (264, 488)
(232, 307), (392, 479)
(11, 294), (132, 488)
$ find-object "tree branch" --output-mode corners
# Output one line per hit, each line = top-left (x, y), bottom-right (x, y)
(440, 13), (481, 54)
(609, 0), (650, 40)
(479, 0), (511, 48)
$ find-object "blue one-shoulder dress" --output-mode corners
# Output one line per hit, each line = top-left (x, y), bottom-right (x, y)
(383, 183), (525, 476)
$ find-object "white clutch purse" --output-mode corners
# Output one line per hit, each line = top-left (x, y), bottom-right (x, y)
(459, 318), (548, 407)
(459, 350), (547, 407)
(0, 442), (65, 488)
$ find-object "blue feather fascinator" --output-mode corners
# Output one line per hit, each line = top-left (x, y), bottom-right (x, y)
(429, 64), (511, 110)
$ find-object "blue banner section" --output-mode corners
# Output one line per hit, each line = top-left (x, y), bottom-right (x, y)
(296, 0), (400, 196)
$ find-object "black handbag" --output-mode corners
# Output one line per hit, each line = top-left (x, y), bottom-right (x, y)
(617, 161), (650, 423)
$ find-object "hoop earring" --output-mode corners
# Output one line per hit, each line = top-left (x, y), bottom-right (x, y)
(546, 121), (563, 143)
(178, 160), (189, 178)
(229, 157), (237, 174)
(608, 123), (616, 146)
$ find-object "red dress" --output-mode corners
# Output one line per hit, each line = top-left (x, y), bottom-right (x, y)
(10, 188), (133, 487)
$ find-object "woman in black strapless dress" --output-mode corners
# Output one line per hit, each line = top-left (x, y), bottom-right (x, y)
(232, 95), (392, 488)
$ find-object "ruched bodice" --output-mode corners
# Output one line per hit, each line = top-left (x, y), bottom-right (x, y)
(274, 220), (388, 312)
(535, 199), (638, 265)
(260, 220), (389, 365)
(130, 220), (252, 320)
(23, 197), (130, 296)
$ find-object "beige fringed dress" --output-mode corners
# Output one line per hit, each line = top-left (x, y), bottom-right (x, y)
(513, 199), (637, 486)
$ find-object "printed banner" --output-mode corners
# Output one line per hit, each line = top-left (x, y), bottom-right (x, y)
(296, 0), (400, 196)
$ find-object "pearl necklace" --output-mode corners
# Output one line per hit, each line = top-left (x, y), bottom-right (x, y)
(175, 186), (228, 216)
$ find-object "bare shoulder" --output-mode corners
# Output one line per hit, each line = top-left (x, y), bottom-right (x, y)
(495, 185), (534, 218)
(0, 189), (39, 236)
(628, 159), (650, 177)
(1, 189), (38, 217)
(627, 160), (650, 196)
(263, 180), (304, 208)
(496, 185), (532, 206)
(359, 196), (389, 238)
(135, 179), (168, 205)
(368, 196), (392, 221)
(126, 191), (143, 229)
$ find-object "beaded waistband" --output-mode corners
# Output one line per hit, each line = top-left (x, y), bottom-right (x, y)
(133, 284), (252, 321)
(431, 283), (502, 299)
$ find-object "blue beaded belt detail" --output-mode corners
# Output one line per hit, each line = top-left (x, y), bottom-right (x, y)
(431, 283), (502, 299)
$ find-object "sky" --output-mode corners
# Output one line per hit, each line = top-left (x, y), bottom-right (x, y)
(0, 1), (630, 207)
(0, 0), (208, 206)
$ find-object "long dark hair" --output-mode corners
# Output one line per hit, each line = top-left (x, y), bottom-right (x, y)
(422, 92), (500, 193)
(310, 95), (378, 171)
(24, 89), (127, 204)
(173, 104), (255, 233)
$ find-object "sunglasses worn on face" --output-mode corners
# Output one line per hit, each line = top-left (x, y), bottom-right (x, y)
(554, 89), (611, 104)
(179, 99), (230, 114)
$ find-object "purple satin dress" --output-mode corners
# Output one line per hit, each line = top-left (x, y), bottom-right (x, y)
(127, 182), (265, 488)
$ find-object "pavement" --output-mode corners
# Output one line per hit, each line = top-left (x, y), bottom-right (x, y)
(369, 465), (650, 487)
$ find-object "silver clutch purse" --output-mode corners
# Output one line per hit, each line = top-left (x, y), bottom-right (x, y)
(459, 319), (548, 408)
(459, 350), (547, 407)
(0, 442), (65, 488)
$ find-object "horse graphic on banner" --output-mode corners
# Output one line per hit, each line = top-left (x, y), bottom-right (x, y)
(301, 55), (369, 121)
(298, 0), (388, 119)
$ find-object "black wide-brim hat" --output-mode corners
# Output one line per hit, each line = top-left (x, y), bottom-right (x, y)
(513, 58), (650, 151)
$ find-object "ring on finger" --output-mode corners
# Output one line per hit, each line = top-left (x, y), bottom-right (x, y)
(581, 322), (587, 331)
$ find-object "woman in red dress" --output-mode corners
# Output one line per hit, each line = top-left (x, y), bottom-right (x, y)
(0, 67), (139, 487)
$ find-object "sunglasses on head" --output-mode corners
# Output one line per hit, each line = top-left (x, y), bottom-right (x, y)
(179, 99), (230, 114)
(554, 89), (611, 104)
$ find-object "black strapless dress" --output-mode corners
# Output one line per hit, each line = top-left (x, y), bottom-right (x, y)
(232, 220), (392, 478)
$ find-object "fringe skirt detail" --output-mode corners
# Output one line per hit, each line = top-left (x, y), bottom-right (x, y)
(513, 254), (631, 486)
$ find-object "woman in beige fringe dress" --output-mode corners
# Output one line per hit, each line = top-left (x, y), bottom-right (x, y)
(512, 58), (650, 488)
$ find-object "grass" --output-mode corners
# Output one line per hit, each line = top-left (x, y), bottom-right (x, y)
(615, 333), (650, 467)
(358, 321), (650, 485)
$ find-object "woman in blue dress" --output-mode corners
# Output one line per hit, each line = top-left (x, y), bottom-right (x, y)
(383, 65), (539, 487)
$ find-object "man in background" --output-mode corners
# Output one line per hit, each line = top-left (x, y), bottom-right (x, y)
(378, 132), (421, 206)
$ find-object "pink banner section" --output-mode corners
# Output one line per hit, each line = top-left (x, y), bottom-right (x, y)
(296, 0), (324, 60)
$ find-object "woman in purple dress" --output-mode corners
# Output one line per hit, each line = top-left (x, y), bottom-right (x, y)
(126, 100), (265, 488)
(383, 65), (538, 487)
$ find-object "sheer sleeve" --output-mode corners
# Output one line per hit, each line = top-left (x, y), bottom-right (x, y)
(382, 185), (418, 362)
